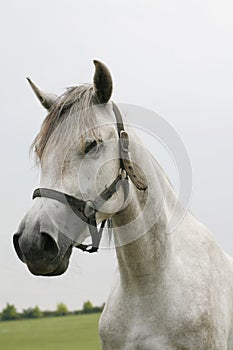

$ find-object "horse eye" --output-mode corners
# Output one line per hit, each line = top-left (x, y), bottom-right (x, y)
(84, 140), (99, 155)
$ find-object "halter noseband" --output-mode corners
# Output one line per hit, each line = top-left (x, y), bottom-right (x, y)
(32, 103), (147, 253)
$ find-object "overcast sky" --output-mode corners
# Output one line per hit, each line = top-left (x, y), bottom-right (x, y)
(0, 0), (233, 312)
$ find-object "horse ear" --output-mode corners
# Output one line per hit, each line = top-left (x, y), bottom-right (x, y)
(93, 60), (113, 103)
(26, 78), (58, 110)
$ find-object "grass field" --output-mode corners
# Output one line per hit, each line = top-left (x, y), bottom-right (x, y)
(0, 314), (102, 350)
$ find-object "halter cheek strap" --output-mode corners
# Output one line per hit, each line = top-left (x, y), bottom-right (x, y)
(32, 102), (147, 253)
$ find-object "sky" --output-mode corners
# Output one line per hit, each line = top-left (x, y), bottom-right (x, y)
(0, 0), (233, 312)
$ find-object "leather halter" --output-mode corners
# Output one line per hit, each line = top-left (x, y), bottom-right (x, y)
(32, 102), (147, 253)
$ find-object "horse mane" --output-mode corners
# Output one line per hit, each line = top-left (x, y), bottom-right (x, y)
(32, 84), (98, 160)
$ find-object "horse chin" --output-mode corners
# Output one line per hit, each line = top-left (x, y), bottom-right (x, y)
(27, 247), (73, 277)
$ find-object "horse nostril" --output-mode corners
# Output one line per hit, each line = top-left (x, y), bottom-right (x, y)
(40, 232), (59, 257)
(13, 233), (25, 262)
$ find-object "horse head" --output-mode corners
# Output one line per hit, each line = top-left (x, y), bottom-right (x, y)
(13, 61), (145, 276)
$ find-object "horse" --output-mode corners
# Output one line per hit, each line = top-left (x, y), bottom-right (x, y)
(13, 60), (233, 349)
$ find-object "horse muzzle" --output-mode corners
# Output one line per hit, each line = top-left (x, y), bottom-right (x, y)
(13, 229), (73, 276)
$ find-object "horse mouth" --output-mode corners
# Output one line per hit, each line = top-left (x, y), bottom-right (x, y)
(13, 230), (74, 277)
(26, 246), (73, 277)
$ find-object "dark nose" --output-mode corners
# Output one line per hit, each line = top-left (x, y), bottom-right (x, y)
(13, 232), (59, 263)
(40, 232), (59, 256)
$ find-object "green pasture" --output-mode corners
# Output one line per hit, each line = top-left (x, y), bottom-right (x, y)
(0, 314), (101, 350)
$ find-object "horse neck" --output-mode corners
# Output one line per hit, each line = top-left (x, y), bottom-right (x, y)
(112, 150), (177, 287)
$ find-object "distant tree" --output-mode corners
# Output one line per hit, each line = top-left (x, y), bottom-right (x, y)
(56, 303), (69, 316)
(33, 306), (42, 318)
(43, 310), (54, 318)
(22, 306), (42, 319)
(83, 301), (94, 313)
(1, 303), (18, 321)
(73, 310), (81, 315)
(92, 303), (105, 313)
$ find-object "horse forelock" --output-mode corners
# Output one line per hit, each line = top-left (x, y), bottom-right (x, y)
(32, 84), (99, 161)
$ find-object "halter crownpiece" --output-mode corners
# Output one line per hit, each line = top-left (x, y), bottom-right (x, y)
(32, 102), (147, 253)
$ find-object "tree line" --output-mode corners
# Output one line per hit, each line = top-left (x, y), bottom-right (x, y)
(0, 301), (104, 321)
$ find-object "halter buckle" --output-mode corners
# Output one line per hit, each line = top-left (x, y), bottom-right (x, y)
(119, 168), (127, 179)
(120, 130), (129, 152)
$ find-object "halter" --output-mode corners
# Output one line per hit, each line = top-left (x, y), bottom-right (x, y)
(32, 103), (147, 253)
